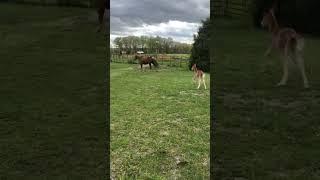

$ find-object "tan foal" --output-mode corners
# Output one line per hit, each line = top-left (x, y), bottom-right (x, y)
(191, 64), (207, 89)
(261, 5), (309, 88)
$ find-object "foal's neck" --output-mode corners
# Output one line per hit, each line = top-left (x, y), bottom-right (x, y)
(269, 15), (280, 35)
(193, 67), (197, 73)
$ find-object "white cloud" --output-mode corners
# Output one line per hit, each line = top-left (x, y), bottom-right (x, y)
(110, 0), (209, 46)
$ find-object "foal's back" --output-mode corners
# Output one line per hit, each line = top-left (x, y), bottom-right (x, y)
(276, 28), (301, 50)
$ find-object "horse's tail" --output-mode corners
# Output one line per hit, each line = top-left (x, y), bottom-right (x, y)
(296, 36), (304, 52)
(287, 34), (304, 65)
(289, 33), (304, 53)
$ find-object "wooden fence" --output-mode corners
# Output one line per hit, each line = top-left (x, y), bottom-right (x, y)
(213, 0), (251, 17)
(111, 54), (190, 69)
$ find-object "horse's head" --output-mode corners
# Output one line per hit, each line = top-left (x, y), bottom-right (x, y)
(191, 64), (197, 71)
(261, 0), (279, 28)
(261, 9), (275, 28)
(151, 57), (159, 68)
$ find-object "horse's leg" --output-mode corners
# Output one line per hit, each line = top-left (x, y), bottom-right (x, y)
(149, 63), (152, 69)
(277, 55), (289, 86)
(203, 75), (207, 89)
(192, 74), (197, 83)
(295, 52), (309, 88)
(264, 43), (273, 57)
(197, 78), (201, 89)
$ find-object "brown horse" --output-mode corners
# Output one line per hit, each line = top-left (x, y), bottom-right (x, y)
(97, 0), (109, 32)
(134, 55), (159, 70)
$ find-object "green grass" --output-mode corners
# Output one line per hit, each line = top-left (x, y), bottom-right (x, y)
(212, 18), (320, 179)
(0, 3), (106, 179)
(111, 63), (210, 179)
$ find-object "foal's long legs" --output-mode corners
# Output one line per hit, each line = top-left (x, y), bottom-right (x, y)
(203, 76), (207, 89)
(277, 56), (289, 86)
(197, 79), (201, 89)
(196, 76), (206, 89)
(264, 44), (273, 57)
(295, 53), (309, 88)
(192, 74), (197, 84)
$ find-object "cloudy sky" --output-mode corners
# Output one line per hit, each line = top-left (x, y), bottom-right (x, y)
(110, 0), (209, 47)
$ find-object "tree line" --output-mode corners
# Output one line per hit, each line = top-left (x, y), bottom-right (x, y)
(112, 36), (192, 54)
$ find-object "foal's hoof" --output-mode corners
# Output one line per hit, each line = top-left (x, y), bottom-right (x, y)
(276, 83), (286, 87)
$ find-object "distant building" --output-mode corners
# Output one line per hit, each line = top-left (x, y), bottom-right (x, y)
(136, 51), (144, 54)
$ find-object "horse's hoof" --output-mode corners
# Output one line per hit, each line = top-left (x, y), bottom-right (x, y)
(276, 82), (286, 87)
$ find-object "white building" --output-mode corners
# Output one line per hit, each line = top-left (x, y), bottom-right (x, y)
(136, 51), (144, 54)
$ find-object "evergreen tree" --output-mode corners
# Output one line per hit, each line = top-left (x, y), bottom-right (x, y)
(189, 18), (210, 73)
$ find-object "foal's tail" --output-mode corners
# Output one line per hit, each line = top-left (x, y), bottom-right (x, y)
(296, 37), (304, 52)
(289, 35), (304, 64)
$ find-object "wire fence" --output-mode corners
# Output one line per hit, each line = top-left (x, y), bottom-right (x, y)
(213, 0), (251, 17)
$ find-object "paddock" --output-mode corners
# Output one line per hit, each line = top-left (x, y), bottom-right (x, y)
(110, 63), (210, 179)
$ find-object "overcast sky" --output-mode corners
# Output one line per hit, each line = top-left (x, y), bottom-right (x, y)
(110, 0), (209, 47)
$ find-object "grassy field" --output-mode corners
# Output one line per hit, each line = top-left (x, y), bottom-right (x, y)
(0, 3), (107, 179)
(212, 18), (320, 179)
(111, 63), (210, 179)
